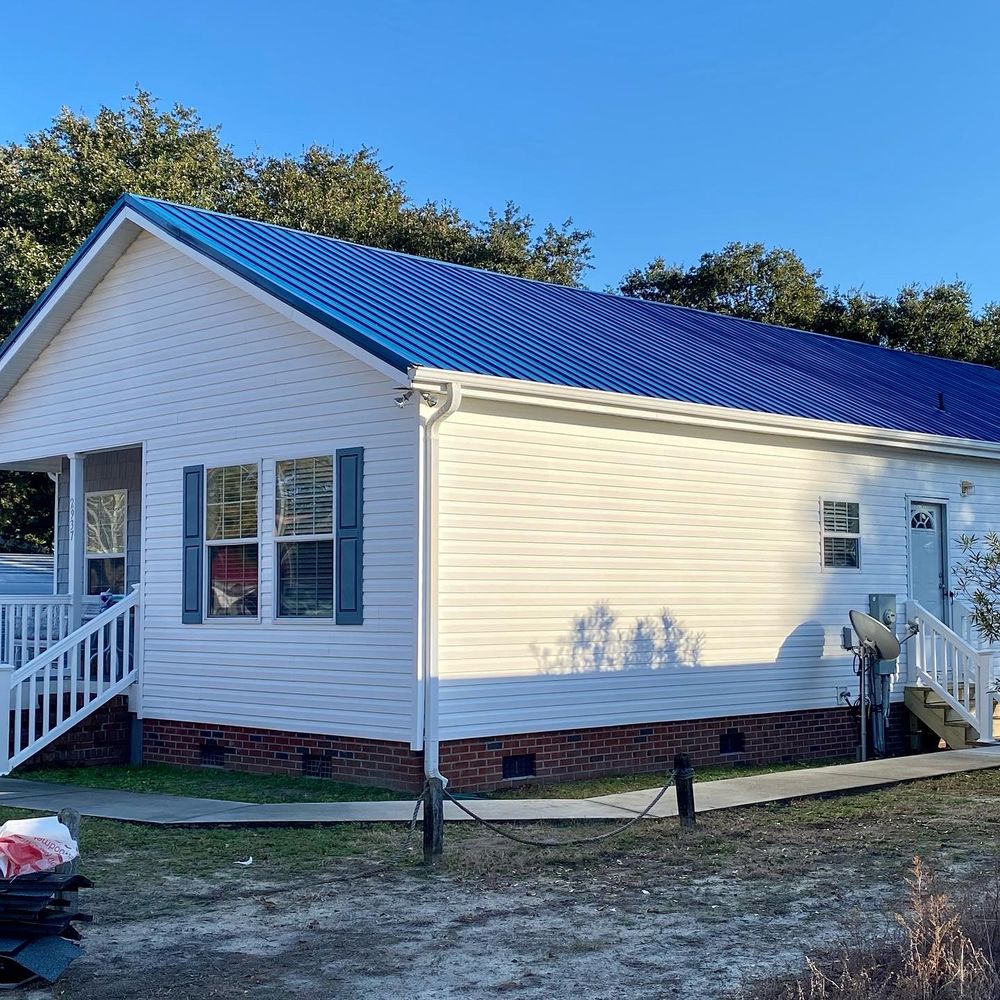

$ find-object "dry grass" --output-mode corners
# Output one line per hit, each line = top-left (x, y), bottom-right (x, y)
(737, 859), (1000, 999)
(438, 767), (1000, 885)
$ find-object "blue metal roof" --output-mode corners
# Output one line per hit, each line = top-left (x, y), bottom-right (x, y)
(10, 193), (1000, 442)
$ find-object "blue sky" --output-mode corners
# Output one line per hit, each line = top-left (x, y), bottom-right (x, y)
(3, 1), (999, 304)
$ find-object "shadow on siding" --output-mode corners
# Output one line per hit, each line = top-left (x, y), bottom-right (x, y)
(532, 600), (704, 674)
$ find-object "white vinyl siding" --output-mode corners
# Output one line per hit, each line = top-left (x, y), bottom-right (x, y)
(434, 395), (1000, 740)
(0, 233), (418, 743)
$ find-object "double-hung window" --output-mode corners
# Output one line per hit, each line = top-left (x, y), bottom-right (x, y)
(205, 464), (259, 618)
(821, 499), (861, 569)
(275, 456), (334, 618)
(86, 490), (127, 595)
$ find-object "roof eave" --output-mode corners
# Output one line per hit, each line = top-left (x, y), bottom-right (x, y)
(412, 366), (1000, 462)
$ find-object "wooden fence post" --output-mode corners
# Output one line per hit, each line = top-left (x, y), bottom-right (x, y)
(422, 777), (445, 863)
(674, 753), (696, 829)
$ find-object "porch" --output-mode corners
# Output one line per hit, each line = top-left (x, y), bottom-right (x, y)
(0, 447), (142, 772)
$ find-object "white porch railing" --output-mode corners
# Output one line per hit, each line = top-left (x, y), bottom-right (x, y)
(906, 600), (996, 743)
(0, 597), (72, 671)
(951, 599), (1000, 680)
(953, 600), (979, 648)
(0, 589), (138, 773)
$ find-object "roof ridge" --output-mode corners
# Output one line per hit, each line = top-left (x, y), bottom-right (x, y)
(128, 194), (996, 375)
(6, 193), (999, 446)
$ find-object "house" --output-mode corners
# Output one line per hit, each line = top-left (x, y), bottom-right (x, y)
(0, 194), (997, 792)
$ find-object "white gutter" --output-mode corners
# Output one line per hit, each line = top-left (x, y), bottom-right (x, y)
(417, 381), (463, 784)
(412, 368), (1000, 463)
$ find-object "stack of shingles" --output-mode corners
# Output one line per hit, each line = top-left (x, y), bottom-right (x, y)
(0, 873), (92, 988)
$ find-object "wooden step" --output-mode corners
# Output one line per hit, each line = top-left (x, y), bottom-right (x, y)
(904, 686), (981, 749)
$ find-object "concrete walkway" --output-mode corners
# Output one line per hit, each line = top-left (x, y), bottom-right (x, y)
(1, 747), (999, 826)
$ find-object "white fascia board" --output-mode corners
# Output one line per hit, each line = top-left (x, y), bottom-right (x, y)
(121, 208), (410, 384)
(411, 367), (1000, 463)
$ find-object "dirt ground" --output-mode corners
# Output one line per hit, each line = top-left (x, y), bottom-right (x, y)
(22, 769), (1000, 999)
(38, 862), (897, 1000)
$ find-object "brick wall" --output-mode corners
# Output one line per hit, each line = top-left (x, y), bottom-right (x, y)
(142, 719), (424, 792)
(20, 695), (132, 770)
(138, 705), (911, 793)
(440, 706), (911, 791)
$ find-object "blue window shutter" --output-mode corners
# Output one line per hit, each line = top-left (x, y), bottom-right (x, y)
(182, 465), (204, 624)
(336, 447), (364, 625)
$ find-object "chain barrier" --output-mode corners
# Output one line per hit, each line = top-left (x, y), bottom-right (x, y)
(410, 769), (678, 849)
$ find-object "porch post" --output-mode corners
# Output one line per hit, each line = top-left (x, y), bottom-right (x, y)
(67, 453), (85, 631)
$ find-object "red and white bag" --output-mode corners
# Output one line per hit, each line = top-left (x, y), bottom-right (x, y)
(0, 816), (79, 878)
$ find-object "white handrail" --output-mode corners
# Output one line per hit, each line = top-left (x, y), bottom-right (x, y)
(951, 599), (992, 651)
(0, 589), (139, 773)
(908, 599), (996, 742)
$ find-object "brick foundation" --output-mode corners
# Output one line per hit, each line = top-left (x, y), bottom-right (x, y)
(142, 719), (424, 792)
(440, 707), (911, 791)
(20, 695), (132, 770)
(139, 705), (912, 793)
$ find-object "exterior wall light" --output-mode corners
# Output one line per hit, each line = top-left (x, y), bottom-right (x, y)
(961, 480), (975, 496)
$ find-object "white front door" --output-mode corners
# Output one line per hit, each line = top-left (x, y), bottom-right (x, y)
(910, 501), (948, 622)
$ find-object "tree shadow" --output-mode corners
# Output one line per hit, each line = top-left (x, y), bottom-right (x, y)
(533, 600), (704, 675)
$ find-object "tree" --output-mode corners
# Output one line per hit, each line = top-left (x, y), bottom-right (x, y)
(955, 533), (1000, 642)
(815, 281), (987, 362)
(621, 246), (1000, 368)
(0, 89), (593, 341)
(0, 473), (54, 552)
(0, 90), (593, 548)
(618, 242), (825, 329)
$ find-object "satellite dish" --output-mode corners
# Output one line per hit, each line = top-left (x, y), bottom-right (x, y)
(849, 609), (901, 660)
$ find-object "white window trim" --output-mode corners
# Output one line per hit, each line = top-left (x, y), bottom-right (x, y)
(820, 497), (862, 571)
(84, 489), (127, 595)
(273, 455), (335, 622)
(204, 461), (262, 623)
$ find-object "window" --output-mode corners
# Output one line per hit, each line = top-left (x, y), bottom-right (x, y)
(86, 490), (126, 595)
(205, 464), (259, 618)
(822, 500), (860, 569)
(275, 456), (334, 618)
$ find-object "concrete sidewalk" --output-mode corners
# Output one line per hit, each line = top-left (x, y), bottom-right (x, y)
(1, 746), (999, 827)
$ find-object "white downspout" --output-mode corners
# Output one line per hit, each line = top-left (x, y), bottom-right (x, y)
(418, 382), (462, 783)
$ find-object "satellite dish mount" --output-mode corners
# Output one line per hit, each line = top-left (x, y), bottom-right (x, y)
(848, 609), (917, 761)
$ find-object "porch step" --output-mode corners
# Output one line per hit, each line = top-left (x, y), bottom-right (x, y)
(904, 685), (999, 748)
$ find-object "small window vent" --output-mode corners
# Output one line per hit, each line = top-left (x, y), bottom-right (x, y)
(719, 729), (746, 755)
(300, 751), (333, 779)
(502, 753), (536, 780)
(200, 739), (231, 768)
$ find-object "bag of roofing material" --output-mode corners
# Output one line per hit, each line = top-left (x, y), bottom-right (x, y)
(0, 816), (79, 878)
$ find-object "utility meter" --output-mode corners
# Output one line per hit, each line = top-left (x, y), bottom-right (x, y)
(868, 594), (898, 675)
